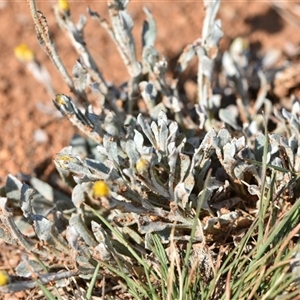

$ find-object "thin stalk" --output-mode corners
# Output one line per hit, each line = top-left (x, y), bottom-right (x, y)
(27, 0), (74, 91)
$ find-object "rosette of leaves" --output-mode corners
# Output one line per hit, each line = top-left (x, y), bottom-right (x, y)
(52, 105), (211, 243)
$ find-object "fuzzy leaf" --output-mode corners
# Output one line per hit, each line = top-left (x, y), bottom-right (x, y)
(69, 214), (97, 247)
(103, 135), (120, 166)
(33, 216), (68, 252)
(176, 44), (196, 73)
(142, 7), (156, 48)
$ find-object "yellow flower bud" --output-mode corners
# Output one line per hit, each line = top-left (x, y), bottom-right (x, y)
(14, 43), (35, 63)
(58, 155), (73, 162)
(136, 158), (149, 174)
(58, 0), (70, 13)
(0, 271), (9, 286)
(55, 94), (67, 106)
(93, 181), (110, 198)
(55, 154), (76, 170)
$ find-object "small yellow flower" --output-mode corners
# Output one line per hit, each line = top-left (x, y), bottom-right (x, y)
(14, 43), (35, 63)
(55, 154), (76, 170)
(0, 271), (9, 286)
(58, 0), (70, 13)
(136, 158), (149, 174)
(55, 94), (67, 106)
(93, 181), (110, 198)
(58, 155), (73, 162)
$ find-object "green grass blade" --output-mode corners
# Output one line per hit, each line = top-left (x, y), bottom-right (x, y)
(86, 262), (101, 300)
(36, 281), (57, 300)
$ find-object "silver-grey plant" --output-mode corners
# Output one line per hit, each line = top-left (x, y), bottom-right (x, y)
(0, 0), (299, 298)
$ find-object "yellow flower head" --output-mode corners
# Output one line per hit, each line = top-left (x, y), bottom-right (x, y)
(55, 94), (67, 106)
(93, 181), (110, 198)
(0, 271), (9, 286)
(136, 158), (149, 174)
(55, 154), (77, 170)
(14, 43), (35, 63)
(58, 0), (70, 13)
(58, 155), (73, 163)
